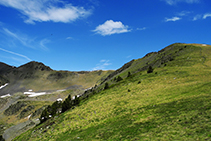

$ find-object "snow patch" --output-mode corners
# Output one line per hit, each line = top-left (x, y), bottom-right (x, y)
(85, 87), (92, 91)
(24, 91), (50, 97)
(56, 89), (65, 92)
(57, 98), (62, 101)
(72, 95), (80, 100)
(0, 83), (8, 90)
(25, 114), (32, 120)
(0, 94), (11, 98)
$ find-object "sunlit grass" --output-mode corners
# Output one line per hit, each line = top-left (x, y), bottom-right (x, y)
(14, 44), (211, 140)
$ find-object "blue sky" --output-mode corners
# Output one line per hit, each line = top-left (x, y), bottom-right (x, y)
(0, 0), (210, 71)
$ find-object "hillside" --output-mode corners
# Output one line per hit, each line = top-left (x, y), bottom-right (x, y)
(0, 61), (113, 141)
(13, 43), (211, 140)
(0, 61), (113, 96)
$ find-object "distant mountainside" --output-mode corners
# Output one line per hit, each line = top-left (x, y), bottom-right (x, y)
(99, 43), (209, 85)
(0, 61), (113, 96)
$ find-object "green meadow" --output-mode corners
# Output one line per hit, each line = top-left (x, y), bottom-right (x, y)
(14, 43), (211, 140)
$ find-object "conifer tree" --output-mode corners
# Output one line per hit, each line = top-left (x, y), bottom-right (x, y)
(127, 71), (131, 77)
(147, 66), (153, 73)
(104, 82), (109, 89)
(116, 76), (123, 82)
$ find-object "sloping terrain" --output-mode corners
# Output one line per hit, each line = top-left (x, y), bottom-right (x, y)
(0, 61), (113, 141)
(0, 61), (113, 96)
(14, 43), (211, 140)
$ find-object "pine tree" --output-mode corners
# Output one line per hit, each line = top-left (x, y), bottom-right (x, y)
(104, 82), (109, 89)
(147, 66), (153, 73)
(127, 71), (131, 77)
(116, 76), (123, 82)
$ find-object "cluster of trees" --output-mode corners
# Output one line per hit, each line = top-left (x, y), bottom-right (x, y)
(40, 95), (80, 123)
(62, 95), (80, 112)
(40, 67), (154, 124)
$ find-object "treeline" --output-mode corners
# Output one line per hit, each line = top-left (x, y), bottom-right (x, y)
(39, 95), (80, 123)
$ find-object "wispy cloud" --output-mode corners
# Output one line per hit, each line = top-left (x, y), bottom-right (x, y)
(40, 39), (50, 50)
(162, 0), (200, 5)
(126, 55), (132, 58)
(192, 13), (211, 21)
(66, 37), (73, 40)
(165, 17), (181, 22)
(92, 60), (111, 70)
(0, 47), (31, 61)
(177, 11), (192, 16)
(93, 20), (131, 36)
(203, 13), (211, 19)
(1, 27), (50, 50)
(3, 28), (33, 48)
(137, 27), (147, 31)
(0, 0), (92, 24)
(193, 14), (202, 21)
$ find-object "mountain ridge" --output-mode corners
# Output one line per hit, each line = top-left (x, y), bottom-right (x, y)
(1, 42), (211, 141)
(13, 42), (211, 140)
(0, 61), (113, 96)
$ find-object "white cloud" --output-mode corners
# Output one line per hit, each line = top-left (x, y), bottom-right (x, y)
(66, 37), (73, 40)
(165, 17), (181, 22)
(0, 0), (92, 24)
(93, 20), (131, 36)
(177, 11), (192, 16)
(137, 27), (146, 31)
(192, 13), (211, 21)
(0, 47), (31, 61)
(162, 0), (200, 5)
(203, 13), (211, 19)
(193, 14), (202, 21)
(93, 60), (111, 70)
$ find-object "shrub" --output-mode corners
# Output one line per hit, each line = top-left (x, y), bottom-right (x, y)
(127, 72), (131, 77)
(116, 76), (123, 82)
(104, 82), (109, 90)
(147, 66), (153, 73)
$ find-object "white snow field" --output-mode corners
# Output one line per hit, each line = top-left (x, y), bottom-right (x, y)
(24, 91), (49, 97)
(0, 83), (8, 89)
(0, 94), (11, 98)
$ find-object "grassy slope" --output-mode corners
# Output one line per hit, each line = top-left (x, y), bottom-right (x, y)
(1, 69), (113, 93)
(15, 43), (211, 140)
(0, 60), (113, 95)
(0, 69), (112, 140)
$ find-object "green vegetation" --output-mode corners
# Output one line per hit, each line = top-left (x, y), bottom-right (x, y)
(0, 61), (113, 140)
(12, 43), (211, 140)
(40, 95), (81, 123)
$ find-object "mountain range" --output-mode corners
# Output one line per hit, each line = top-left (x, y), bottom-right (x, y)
(1, 43), (211, 140)
(0, 61), (113, 96)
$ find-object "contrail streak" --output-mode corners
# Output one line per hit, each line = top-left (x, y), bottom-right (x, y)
(0, 47), (31, 61)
